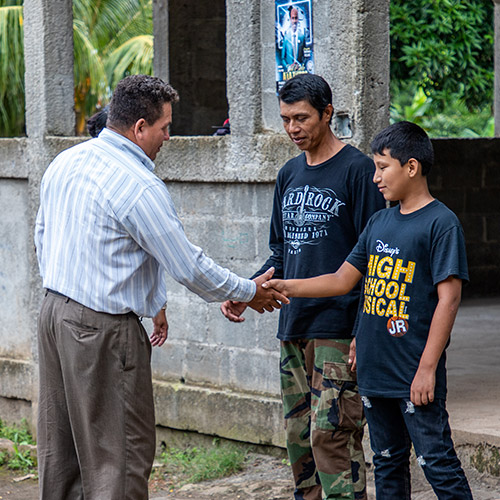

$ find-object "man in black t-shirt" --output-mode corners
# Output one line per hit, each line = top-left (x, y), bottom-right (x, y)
(221, 74), (384, 500)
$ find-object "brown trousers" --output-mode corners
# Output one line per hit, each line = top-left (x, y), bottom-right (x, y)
(37, 290), (156, 500)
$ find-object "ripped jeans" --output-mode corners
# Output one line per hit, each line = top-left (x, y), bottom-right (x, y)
(362, 397), (472, 500)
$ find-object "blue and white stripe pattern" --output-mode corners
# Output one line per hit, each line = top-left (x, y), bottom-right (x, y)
(34, 128), (255, 317)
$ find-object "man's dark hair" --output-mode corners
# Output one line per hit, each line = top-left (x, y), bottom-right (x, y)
(87, 106), (109, 138)
(370, 121), (434, 176)
(279, 73), (333, 124)
(107, 75), (179, 130)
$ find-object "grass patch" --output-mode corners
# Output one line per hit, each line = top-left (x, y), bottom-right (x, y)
(155, 439), (248, 488)
(0, 419), (37, 473)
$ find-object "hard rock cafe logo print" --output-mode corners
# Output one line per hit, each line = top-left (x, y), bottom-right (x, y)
(282, 185), (345, 254)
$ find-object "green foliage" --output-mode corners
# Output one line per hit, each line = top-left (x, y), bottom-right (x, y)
(0, 0), (153, 136)
(0, 419), (37, 472)
(391, 0), (493, 112)
(390, 85), (433, 126)
(0, 418), (35, 445)
(5, 443), (36, 471)
(72, 0), (153, 134)
(157, 440), (248, 487)
(390, 84), (493, 138)
(0, 0), (24, 136)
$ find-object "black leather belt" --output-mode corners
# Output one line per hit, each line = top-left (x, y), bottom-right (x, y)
(46, 289), (138, 318)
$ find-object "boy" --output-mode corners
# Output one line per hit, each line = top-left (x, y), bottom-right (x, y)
(264, 121), (473, 499)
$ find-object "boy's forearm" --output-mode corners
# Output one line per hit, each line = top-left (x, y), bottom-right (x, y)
(286, 274), (340, 297)
(418, 277), (462, 371)
(286, 262), (363, 298)
(411, 277), (462, 405)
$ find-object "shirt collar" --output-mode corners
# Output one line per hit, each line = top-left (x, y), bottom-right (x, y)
(97, 128), (156, 172)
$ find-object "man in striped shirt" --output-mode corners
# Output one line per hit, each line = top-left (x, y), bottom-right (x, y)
(34, 74), (287, 500)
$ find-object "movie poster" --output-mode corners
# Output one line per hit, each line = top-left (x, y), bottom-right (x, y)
(275, 0), (314, 94)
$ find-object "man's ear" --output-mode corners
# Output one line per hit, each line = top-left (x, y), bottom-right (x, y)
(323, 103), (333, 123)
(407, 158), (420, 178)
(133, 118), (147, 139)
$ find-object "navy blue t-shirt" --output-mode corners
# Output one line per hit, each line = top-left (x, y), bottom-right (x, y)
(254, 144), (385, 340)
(346, 200), (469, 399)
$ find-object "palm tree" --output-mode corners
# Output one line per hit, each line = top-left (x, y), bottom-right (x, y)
(0, 0), (24, 137)
(0, 0), (153, 137)
(73, 0), (153, 134)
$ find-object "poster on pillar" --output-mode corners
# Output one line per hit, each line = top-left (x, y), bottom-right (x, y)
(275, 0), (314, 94)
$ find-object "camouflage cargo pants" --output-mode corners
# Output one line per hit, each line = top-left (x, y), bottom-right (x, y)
(280, 338), (367, 500)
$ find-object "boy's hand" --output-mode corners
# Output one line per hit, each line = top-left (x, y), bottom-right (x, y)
(410, 366), (435, 406)
(262, 278), (289, 294)
(348, 338), (357, 372)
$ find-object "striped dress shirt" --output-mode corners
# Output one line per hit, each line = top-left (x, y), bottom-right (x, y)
(34, 128), (256, 317)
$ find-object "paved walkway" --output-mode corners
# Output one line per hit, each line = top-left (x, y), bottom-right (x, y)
(447, 297), (500, 446)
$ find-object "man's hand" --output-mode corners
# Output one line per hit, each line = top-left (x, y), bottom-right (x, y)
(247, 267), (289, 314)
(220, 300), (248, 322)
(150, 308), (168, 347)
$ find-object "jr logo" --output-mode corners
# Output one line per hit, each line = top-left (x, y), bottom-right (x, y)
(387, 316), (409, 337)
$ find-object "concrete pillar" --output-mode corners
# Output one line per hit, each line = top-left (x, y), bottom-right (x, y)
(312, 0), (390, 152)
(24, 0), (75, 137)
(262, 0), (390, 153)
(153, 0), (169, 82)
(226, 0), (262, 136)
(493, 0), (500, 137)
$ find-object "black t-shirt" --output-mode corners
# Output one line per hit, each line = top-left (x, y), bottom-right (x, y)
(255, 144), (385, 340)
(347, 200), (469, 398)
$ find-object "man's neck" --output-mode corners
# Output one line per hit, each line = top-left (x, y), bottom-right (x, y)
(305, 131), (345, 166)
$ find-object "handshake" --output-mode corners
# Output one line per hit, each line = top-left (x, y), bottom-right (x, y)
(221, 267), (289, 323)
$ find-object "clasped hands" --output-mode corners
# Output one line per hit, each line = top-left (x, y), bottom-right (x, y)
(221, 267), (289, 322)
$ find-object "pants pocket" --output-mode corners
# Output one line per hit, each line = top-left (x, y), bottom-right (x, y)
(313, 361), (364, 431)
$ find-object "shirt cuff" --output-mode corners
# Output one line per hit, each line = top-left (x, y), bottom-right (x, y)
(237, 279), (256, 303)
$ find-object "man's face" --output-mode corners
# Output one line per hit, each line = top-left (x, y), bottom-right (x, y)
(137, 102), (172, 161)
(279, 99), (332, 153)
(290, 9), (299, 32)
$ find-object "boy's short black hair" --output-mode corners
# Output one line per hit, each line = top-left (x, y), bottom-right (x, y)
(279, 73), (333, 124)
(371, 121), (434, 175)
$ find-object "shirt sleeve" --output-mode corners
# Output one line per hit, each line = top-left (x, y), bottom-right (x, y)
(431, 224), (469, 286)
(34, 196), (45, 270)
(121, 183), (256, 303)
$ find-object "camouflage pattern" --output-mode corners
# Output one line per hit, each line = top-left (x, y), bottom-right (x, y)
(280, 339), (367, 500)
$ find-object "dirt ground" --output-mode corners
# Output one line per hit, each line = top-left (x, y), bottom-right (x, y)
(1, 453), (500, 500)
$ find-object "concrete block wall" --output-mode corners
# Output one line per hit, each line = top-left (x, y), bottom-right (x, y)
(168, 0), (228, 135)
(430, 139), (500, 298)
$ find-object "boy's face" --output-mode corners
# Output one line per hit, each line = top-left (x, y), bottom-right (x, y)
(372, 148), (411, 202)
